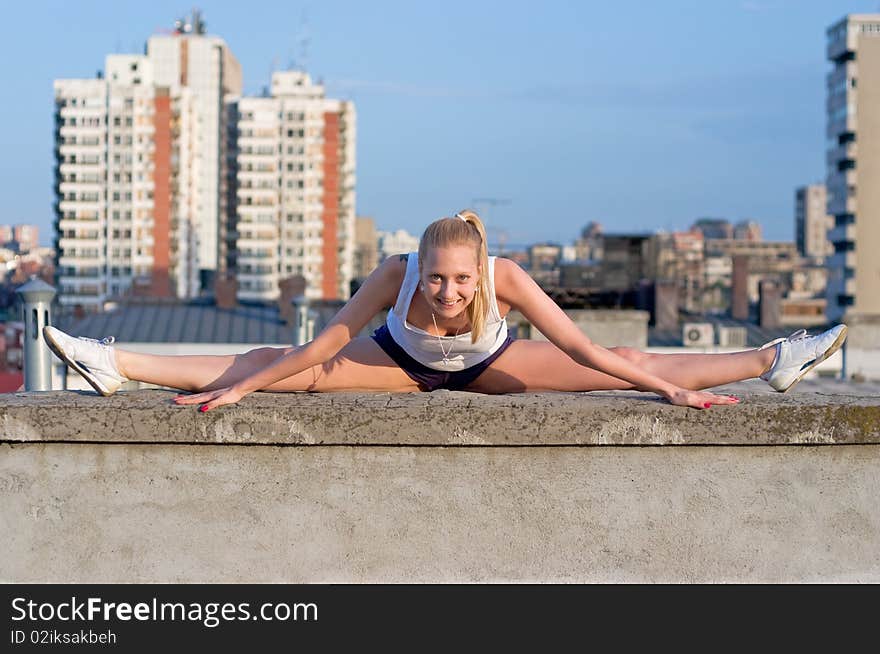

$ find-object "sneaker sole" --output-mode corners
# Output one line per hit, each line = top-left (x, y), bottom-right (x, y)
(780, 325), (848, 393)
(43, 327), (114, 397)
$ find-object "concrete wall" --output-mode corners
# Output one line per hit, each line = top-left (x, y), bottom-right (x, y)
(511, 309), (649, 348)
(844, 313), (880, 381)
(2, 389), (879, 583)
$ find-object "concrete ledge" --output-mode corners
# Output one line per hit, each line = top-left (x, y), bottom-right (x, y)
(2, 388), (879, 583)
(2, 388), (879, 445)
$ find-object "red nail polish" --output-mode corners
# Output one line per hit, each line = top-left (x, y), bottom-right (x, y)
(703, 402), (711, 408)
(199, 405), (208, 413)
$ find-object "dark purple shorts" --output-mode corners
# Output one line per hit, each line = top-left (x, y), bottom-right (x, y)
(371, 324), (514, 391)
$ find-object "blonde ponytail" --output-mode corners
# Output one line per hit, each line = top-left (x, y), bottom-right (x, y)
(418, 209), (491, 343)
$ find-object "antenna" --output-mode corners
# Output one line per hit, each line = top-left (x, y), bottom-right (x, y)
(292, 9), (310, 72)
(192, 7), (206, 34)
(269, 55), (279, 86)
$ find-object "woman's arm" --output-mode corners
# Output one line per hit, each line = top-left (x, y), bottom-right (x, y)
(494, 258), (729, 409)
(176, 256), (405, 410)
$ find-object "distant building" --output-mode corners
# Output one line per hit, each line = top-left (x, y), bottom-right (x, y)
(14, 225), (39, 253)
(574, 221), (603, 261)
(353, 216), (379, 280)
(601, 234), (652, 292)
(733, 220), (762, 242)
(525, 243), (562, 286)
(826, 15), (880, 320)
(378, 229), (420, 259)
(53, 12), (241, 311)
(147, 11), (243, 283)
(795, 185), (832, 261)
(644, 229), (825, 321)
(55, 57), (201, 306)
(560, 245), (578, 262)
(528, 243), (562, 271)
(0, 225), (39, 253)
(8, 248), (56, 286)
(647, 230), (705, 313)
(691, 218), (734, 240)
(705, 239), (808, 307)
(230, 70), (356, 302)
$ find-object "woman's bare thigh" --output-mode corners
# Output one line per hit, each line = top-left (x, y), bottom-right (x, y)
(465, 340), (636, 393)
(264, 336), (421, 392)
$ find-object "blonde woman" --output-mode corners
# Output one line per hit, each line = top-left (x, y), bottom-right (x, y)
(44, 210), (847, 412)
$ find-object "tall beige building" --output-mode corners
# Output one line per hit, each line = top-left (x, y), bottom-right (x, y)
(53, 13), (240, 310)
(54, 55), (201, 309)
(147, 11), (242, 285)
(826, 15), (880, 320)
(231, 70), (356, 302)
(795, 184), (832, 262)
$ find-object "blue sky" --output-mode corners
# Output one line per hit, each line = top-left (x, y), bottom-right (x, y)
(1, 1), (874, 247)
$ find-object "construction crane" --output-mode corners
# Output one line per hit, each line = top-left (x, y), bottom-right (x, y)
(471, 198), (511, 255)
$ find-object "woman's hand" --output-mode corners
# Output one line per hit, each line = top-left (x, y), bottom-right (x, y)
(173, 385), (249, 412)
(664, 388), (740, 409)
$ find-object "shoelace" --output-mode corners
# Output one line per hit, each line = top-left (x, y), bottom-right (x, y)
(760, 329), (809, 351)
(785, 329), (808, 342)
(79, 336), (116, 347)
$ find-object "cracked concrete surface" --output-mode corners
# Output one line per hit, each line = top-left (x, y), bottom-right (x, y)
(2, 386), (879, 582)
(1, 385), (878, 445)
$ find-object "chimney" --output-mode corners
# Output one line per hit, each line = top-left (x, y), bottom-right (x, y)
(214, 276), (238, 310)
(731, 255), (749, 321)
(654, 280), (679, 331)
(759, 279), (781, 329)
(278, 275), (307, 326)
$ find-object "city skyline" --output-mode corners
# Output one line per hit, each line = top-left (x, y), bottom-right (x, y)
(4, 1), (878, 246)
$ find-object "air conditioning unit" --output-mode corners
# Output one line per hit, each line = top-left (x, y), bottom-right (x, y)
(682, 322), (714, 347)
(717, 326), (747, 348)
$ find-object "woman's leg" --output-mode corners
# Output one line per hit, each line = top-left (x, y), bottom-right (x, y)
(116, 337), (421, 393)
(466, 340), (776, 393)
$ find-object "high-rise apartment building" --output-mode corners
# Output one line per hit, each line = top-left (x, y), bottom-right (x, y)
(147, 11), (242, 285)
(53, 12), (240, 310)
(231, 70), (356, 302)
(826, 15), (880, 320)
(795, 184), (832, 261)
(54, 55), (202, 308)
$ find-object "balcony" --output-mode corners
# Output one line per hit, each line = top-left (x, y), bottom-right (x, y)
(828, 41), (855, 64)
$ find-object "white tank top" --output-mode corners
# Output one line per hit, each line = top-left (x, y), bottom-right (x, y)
(386, 253), (509, 371)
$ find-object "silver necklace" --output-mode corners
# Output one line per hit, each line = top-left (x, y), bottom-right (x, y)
(431, 312), (463, 365)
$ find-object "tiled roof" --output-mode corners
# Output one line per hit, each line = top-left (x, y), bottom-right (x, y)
(0, 370), (23, 392)
(53, 300), (389, 345)
(56, 301), (294, 344)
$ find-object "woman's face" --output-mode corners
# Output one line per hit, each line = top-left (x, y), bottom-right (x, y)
(420, 244), (481, 319)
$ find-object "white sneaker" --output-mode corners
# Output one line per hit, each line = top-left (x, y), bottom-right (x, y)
(43, 325), (128, 396)
(759, 324), (847, 392)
